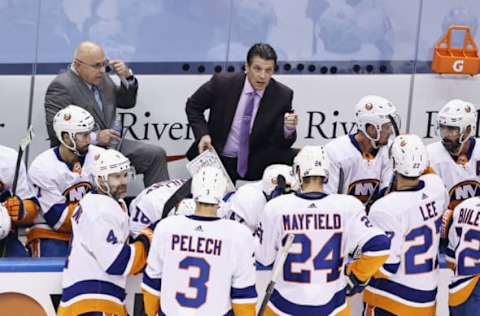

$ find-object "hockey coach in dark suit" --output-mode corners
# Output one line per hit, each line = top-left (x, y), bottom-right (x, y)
(186, 43), (298, 183)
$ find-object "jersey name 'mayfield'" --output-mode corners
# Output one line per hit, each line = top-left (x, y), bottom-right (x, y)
(171, 234), (222, 256)
(282, 213), (341, 231)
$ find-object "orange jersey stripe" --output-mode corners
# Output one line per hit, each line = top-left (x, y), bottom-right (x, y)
(56, 298), (127, 316)
(347, 255), (389, 282)
(364, 289), (436, 316)
(449, 276), (480, 306)
(232, 303), (256, 316)
(142, 289), (160, 316)
(57, 203), (77, 233)
(27, 227), (70, 245)
(128, 241), (148, 275)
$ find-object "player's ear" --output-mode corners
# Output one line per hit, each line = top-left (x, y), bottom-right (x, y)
(61, 132), (71, 145)
(96, 176), (108, 192)
(366, 124), (377, 138)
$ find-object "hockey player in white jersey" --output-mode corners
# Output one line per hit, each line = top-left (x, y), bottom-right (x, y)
(129, 178), (188, 237)
(28, 105), (104, 257)
(142, 166), (257, 316)
(58, 149), (152, 316)
(222, 164), (297, 233)
(446, 197), (480, 315)
(0, 144), (39, 256)
(364, 134), (448, 316)
(325, 95), (399, 207)
(427, 100), (480, 234)
(256, 145), (391, 315)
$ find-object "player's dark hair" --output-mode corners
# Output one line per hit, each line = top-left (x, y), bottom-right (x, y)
(302, 176), (325, 185)
(246, 43), (277, 66)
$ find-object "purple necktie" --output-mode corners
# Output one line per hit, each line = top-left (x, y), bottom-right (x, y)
(237, 91), (256, 177)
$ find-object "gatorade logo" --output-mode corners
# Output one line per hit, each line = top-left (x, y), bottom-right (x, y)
(453, 60), (464, 72)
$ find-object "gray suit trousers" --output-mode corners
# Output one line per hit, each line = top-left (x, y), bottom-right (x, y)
(120, 139), (169, 187)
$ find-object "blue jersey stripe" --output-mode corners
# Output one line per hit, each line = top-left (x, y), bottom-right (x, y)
(362, 234), (391, 253)
(270, 287), (346, 315)
(106, 244), (131, 275)
(143, 270), (161, 292)
(231, 285), (257, 300)
(61, 279), (126, 302)
(449, 275), (476, 289)
(383, 262), (400, 274)
(44, 202), (67, 228)
(369, 278), (437, 303)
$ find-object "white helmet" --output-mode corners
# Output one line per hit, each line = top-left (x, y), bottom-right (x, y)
(390, 134), (429, 177)
(53, 105), (95, 154)
(0, 204), (11, 240)
(355, 95), (399, 147)
(437, 99), (477, 141)
(175, 198), (196, 216)
(262, 164), (298, 196)
(293, 145), (329, 184)
(191, 166), (227, 205)
(93, 149), (133, 196)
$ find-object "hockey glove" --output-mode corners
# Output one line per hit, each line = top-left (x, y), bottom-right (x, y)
(345, 267), (370, 297)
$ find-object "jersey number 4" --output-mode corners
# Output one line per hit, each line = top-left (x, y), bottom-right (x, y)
(176, 257), (210, 308)
(284, 233), (343, 283)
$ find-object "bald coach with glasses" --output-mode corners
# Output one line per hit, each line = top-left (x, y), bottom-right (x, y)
(44, 41), (169, 187)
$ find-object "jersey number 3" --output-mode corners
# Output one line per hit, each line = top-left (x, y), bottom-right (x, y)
(176, 257), (210, 308)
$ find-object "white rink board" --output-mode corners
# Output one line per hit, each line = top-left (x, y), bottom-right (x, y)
(0, 268), (451, 316)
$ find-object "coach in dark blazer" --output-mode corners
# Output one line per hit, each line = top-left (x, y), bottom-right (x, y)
(44, 41), (169, 187)
(186, 43), (298, 182)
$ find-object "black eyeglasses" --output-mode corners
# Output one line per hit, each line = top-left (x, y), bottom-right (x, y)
(75, 58), (109, 70)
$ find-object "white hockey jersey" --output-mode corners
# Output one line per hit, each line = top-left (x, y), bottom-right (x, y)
(58, 193), (148, 316)
(28, 145), (104, 244)
(129, 179), (187, 237)
(256, 191), (390, 315)
(446, 196), (480, 307)
(427, 138), (480, 210)
(365, 174), (448, 315)
(142, 215), (257, 316)
(221, 181), (267, 233)
(325, 135), (392, 204)
(0, 144), (36, 201)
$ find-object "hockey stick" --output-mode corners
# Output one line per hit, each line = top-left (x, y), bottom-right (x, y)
(1, 126), (34, 257)
(257, 233), (295, 316)
(161, 178), (192, 220)
(12, 126), (34, 195)
(337, 167), (345, 194)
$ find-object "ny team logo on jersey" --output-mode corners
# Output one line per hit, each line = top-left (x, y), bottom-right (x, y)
(448, 180), (480, 209)
(347, 178), (380, 203)
(62, 181), (93, 203)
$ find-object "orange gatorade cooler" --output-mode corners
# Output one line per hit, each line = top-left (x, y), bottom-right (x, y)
(432, 25), (480, 76)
